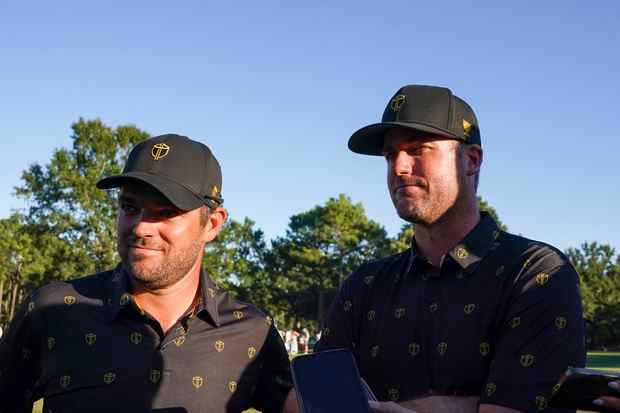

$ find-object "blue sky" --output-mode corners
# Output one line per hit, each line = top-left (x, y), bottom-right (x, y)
(1, 1), (618, 252)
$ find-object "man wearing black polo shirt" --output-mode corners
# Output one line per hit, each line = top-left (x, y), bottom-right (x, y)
(0, 134), (297, 412)
(316, 85), (586, 413)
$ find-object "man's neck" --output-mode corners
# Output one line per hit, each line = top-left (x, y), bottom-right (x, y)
(413, 206), (481, 268)
(129, 264), (202, 334)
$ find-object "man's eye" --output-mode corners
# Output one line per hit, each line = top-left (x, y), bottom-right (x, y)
(159, 209), (180, 219)
(120, 204), (138, 214)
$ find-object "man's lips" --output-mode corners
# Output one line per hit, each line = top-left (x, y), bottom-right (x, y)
(128, 244), (163, 253)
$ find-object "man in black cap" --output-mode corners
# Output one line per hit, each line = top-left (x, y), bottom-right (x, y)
(0, 134), (297, 412)
(316, 85), (586, 413)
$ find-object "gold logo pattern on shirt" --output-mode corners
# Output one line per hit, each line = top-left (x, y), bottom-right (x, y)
(555, 317), (567, 330)
(371, 345), (380, 358)
(455, 246), (469, 259)
(27, 301), (35, 312)
(208, 288), (216, 298)
(228, 381), (237, 393)
(510, 317), (521, 329)
(60, 375), (71, 388)
(215, 340), (225, 352)
(150, 369), (161, 384)
(130, 331), (143, 345)
(248, 346), (257, 359)
(120, 293), (131, 306)
(192, 376), (204, 389)
(343, 300), (352, 312)
(266, 316), (273, 325)
(388, 387), (400, 401)
(480, 342), (490, 356)
(233, 310), (244, 320)
(367, 310), (376, 321)
(429, 303), (439, 313)
(85, 333), (97, 346)
(464, 304), (476, 314)
(394, 308), (406, 319)
(64, 295), (76, 305)
(174, 336), (186, 347)
(408, 342), (420, 356)
(322, 327), (330, 337)
(103, 372), (116, 384)
(535, 272), (550, 286)
(437, 342), (448, 356)
(535, 395), (547, 410)
(520, 354), (535, 367)
(486, 382), (496, 396)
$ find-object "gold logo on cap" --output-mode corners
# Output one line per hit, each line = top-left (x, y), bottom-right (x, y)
(211, 185), (219, 197)
(390, 95), (407, 112)
(463, 119), (473, 137)
(151, 143), (170, 160)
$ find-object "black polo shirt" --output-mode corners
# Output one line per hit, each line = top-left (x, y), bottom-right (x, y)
(316, 213), (585, 413)
(0, 265), (293, 413)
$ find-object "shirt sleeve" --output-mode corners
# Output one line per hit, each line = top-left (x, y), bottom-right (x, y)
(480, 246), (586, 413)
(0, 296), (41, 413)
(251, 324), (294, 413)
(315, 273), (358, 353)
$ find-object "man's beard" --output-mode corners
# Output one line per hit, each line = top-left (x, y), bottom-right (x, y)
(390, 174), (466, 227)
(121, 239), (204, 290)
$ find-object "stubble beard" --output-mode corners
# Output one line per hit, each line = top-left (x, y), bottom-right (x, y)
(121, 239), (204, 290)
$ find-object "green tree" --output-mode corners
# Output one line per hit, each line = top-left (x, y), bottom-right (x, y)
(202, 218), (280, 314)
(566, 242), (620, 349)
(13, 118), (149, 289)
(266, 194), (391, 328)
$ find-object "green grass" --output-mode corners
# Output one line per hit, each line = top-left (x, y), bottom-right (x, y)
(32, 352), (620, 413)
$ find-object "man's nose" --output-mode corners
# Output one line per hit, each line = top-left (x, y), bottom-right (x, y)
(131, 211), (157, 238)
(391, 151), (413, 176)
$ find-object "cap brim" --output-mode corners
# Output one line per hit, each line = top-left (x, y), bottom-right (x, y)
(96, 172), (215, 211)
(348, 121), (461, 155)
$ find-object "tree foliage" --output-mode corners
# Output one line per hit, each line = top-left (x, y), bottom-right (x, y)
(265, 194), (391, 328)
(566, 242), (620, 349)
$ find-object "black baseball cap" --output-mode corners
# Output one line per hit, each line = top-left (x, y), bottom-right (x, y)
(97, 134), (223, 210)
(348, 85), (481, 155)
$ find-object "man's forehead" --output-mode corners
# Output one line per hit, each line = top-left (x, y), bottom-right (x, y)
(119, 183), (175, 207)
(382, 128), (455, 150)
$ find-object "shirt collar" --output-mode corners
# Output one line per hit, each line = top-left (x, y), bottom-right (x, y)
(104, 264), (221, 327)
(446, 211), (500, 274)
(409, 211), (501, 276)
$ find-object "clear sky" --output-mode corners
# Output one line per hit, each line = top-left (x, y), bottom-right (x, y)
(1, 1), (618, 252)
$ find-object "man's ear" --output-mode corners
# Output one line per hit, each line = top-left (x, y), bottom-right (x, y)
(202, 207), (228, 243)
(465, 144), (483, 176)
